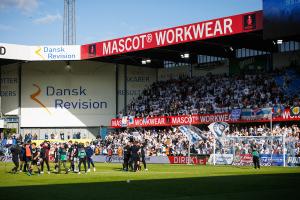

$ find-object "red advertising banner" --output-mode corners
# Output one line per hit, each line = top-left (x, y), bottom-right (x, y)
(111, 116), (167, 128)
(111, 108), (300, 128)
(232, 154), (253, 166)
(168, 156), (207, 165)
(169, 113), (230, 125)
(81, 11), (262, 59)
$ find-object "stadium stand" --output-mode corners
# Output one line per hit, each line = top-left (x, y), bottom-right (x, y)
(122, 69), (299, 118)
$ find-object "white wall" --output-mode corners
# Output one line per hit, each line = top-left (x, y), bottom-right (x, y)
(21, 61), (116, 127)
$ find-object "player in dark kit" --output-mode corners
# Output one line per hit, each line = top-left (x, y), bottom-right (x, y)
(123, 142), (131, 171)
(131, 141), (140, 172)
(10, 143), (21, 174)
(67, 141), (74, 172)
(53, 143), (59, 172)
(19, 143), (26, 172)
(70, 142), (79, 172)
(24, 140), (32, 174)
(40, 141), (51, 174)
(140, 143), (148, 171)
(28, 142), (41, 175)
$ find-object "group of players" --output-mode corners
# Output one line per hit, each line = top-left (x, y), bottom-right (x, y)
(8, 138), (149, 175)
(123, 140), (148, 172)
(10, 140), (96, 175)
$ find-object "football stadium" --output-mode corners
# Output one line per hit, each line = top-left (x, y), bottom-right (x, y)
(0, 0), (300, 199)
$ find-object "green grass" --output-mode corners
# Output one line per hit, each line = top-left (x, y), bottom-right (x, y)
(0, 162), (300, 200)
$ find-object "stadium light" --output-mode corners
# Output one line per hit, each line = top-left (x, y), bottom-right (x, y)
(181, 53), (190, 59)
(277, 39), (283, 44)
(141, 58), (151, 64)
(65, 61), (72, 71)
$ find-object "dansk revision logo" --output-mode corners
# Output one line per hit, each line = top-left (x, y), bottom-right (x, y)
(31, 84), (51, 114)
(30, 84), (108, 113)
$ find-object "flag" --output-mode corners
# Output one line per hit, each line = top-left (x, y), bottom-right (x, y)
(230, 109), (241, 120)
(208, 122), (229, 147)
(121, 116), (128, 127)
(128, 116), (134, 125)
(178, 125), (202, 145)
(291, 106), (300, 116)
(208, 122), (229, 138)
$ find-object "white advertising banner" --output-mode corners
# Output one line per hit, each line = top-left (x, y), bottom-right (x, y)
(93, 155), (170, 164)
(0, 43), (30, 60)
(207, 154), (234, 165)
(0, 43), (80, 61)
(21, 61), (116, 127)
(30, 45), (81, 61)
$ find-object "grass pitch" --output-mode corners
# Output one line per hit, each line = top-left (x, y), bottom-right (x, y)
(0, 162), (300, 200)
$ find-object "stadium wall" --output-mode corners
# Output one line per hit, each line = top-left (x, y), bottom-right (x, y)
(1, 63), (19, 116)
(273, 51), (300, 69)
(157, 64), (229, 81)
(117, 65), (157, 113)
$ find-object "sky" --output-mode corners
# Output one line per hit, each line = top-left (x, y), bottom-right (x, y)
(0, 0), (262, 45)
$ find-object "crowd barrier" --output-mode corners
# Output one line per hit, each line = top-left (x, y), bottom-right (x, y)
(31, 139), (92, 146)
(93, 155), (207, 165)
(1, 154), (299, 166)
(207, 154), (300, 166)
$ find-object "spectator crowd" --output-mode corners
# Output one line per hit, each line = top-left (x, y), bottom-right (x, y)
(95, 124), (300, 158)
(123, 72), (299, 118)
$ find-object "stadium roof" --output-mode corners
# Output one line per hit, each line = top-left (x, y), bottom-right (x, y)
(81, 10), (270, 68)
(0, 10), (296, 67)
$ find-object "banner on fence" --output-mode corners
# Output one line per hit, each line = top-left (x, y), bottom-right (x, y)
(207, 154), (234, 165)
(232, 154), (253, 166)
(111, 108), (300, 128)
(92, 155), (206, 165)
(260, 154), (284, 166)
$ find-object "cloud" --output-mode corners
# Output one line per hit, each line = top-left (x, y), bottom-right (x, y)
(33, 13), (62, 25)
(0, 0), (38, 13)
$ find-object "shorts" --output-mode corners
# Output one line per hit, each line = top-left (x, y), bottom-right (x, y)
(19, 156), (25, 162)
(25, 156), (32, 162)
(31, 159), (40, 166)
